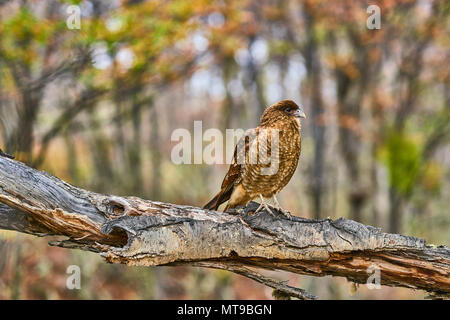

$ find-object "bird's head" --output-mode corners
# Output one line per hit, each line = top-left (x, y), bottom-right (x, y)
(260, 100), (306, 126)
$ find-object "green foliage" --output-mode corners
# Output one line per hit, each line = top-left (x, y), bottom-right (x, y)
(378, 130), (422, 195)
(0, 7), (51, 65)
(378, 120), (445, 198)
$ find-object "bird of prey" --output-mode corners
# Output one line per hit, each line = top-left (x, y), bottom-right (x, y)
(203, 100), (306, 217)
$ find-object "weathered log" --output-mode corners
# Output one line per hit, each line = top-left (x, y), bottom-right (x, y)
(0, 156), (448, 299)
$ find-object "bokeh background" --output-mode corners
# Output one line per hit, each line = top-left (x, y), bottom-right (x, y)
(0, 0), (448, 299)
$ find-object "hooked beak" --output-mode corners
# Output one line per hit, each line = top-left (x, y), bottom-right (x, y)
(294, 109), (306, 119)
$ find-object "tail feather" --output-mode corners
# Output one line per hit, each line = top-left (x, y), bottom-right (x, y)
(203, 188), (233, 211)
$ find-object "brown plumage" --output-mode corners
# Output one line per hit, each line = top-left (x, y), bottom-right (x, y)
(203, 100), (306, 216)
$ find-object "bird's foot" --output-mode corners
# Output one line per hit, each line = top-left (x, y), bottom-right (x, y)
(278, 209), (292, 220)
(271, 195), (292, 219)
(254, 195), (276, 217)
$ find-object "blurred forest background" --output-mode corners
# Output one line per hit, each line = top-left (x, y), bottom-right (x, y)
(0, 0), (449, 299)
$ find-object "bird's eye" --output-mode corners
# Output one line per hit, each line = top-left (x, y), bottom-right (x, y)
(285, 108), (293, 113)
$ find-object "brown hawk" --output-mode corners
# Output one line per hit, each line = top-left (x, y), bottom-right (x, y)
(203, 100), (306, 218)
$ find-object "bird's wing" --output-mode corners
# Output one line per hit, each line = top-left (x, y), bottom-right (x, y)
(203, 128), (258, 210)
(222, 127), (262, 187)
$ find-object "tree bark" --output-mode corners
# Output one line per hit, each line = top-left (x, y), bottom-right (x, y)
(0, 156), (448, 299)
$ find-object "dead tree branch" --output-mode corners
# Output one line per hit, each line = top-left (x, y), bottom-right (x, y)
(0, 156), (448, 299)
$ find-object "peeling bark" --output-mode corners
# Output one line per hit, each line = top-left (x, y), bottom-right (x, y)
(0, 156), (448, 299)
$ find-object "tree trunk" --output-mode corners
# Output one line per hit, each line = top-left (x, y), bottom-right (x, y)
(304, 3), (326, 220)
(389, 187), (403, 234)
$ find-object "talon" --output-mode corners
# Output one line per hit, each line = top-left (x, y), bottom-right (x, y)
(271, 195), (291, 219)
(281, 210), (292, 219)
(255, 195), (276, 217)
(264, 206), (276, 217)
(253, 203), (264, 215)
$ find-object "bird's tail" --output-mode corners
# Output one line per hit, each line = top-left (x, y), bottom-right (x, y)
(203, 188), (232, 211)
